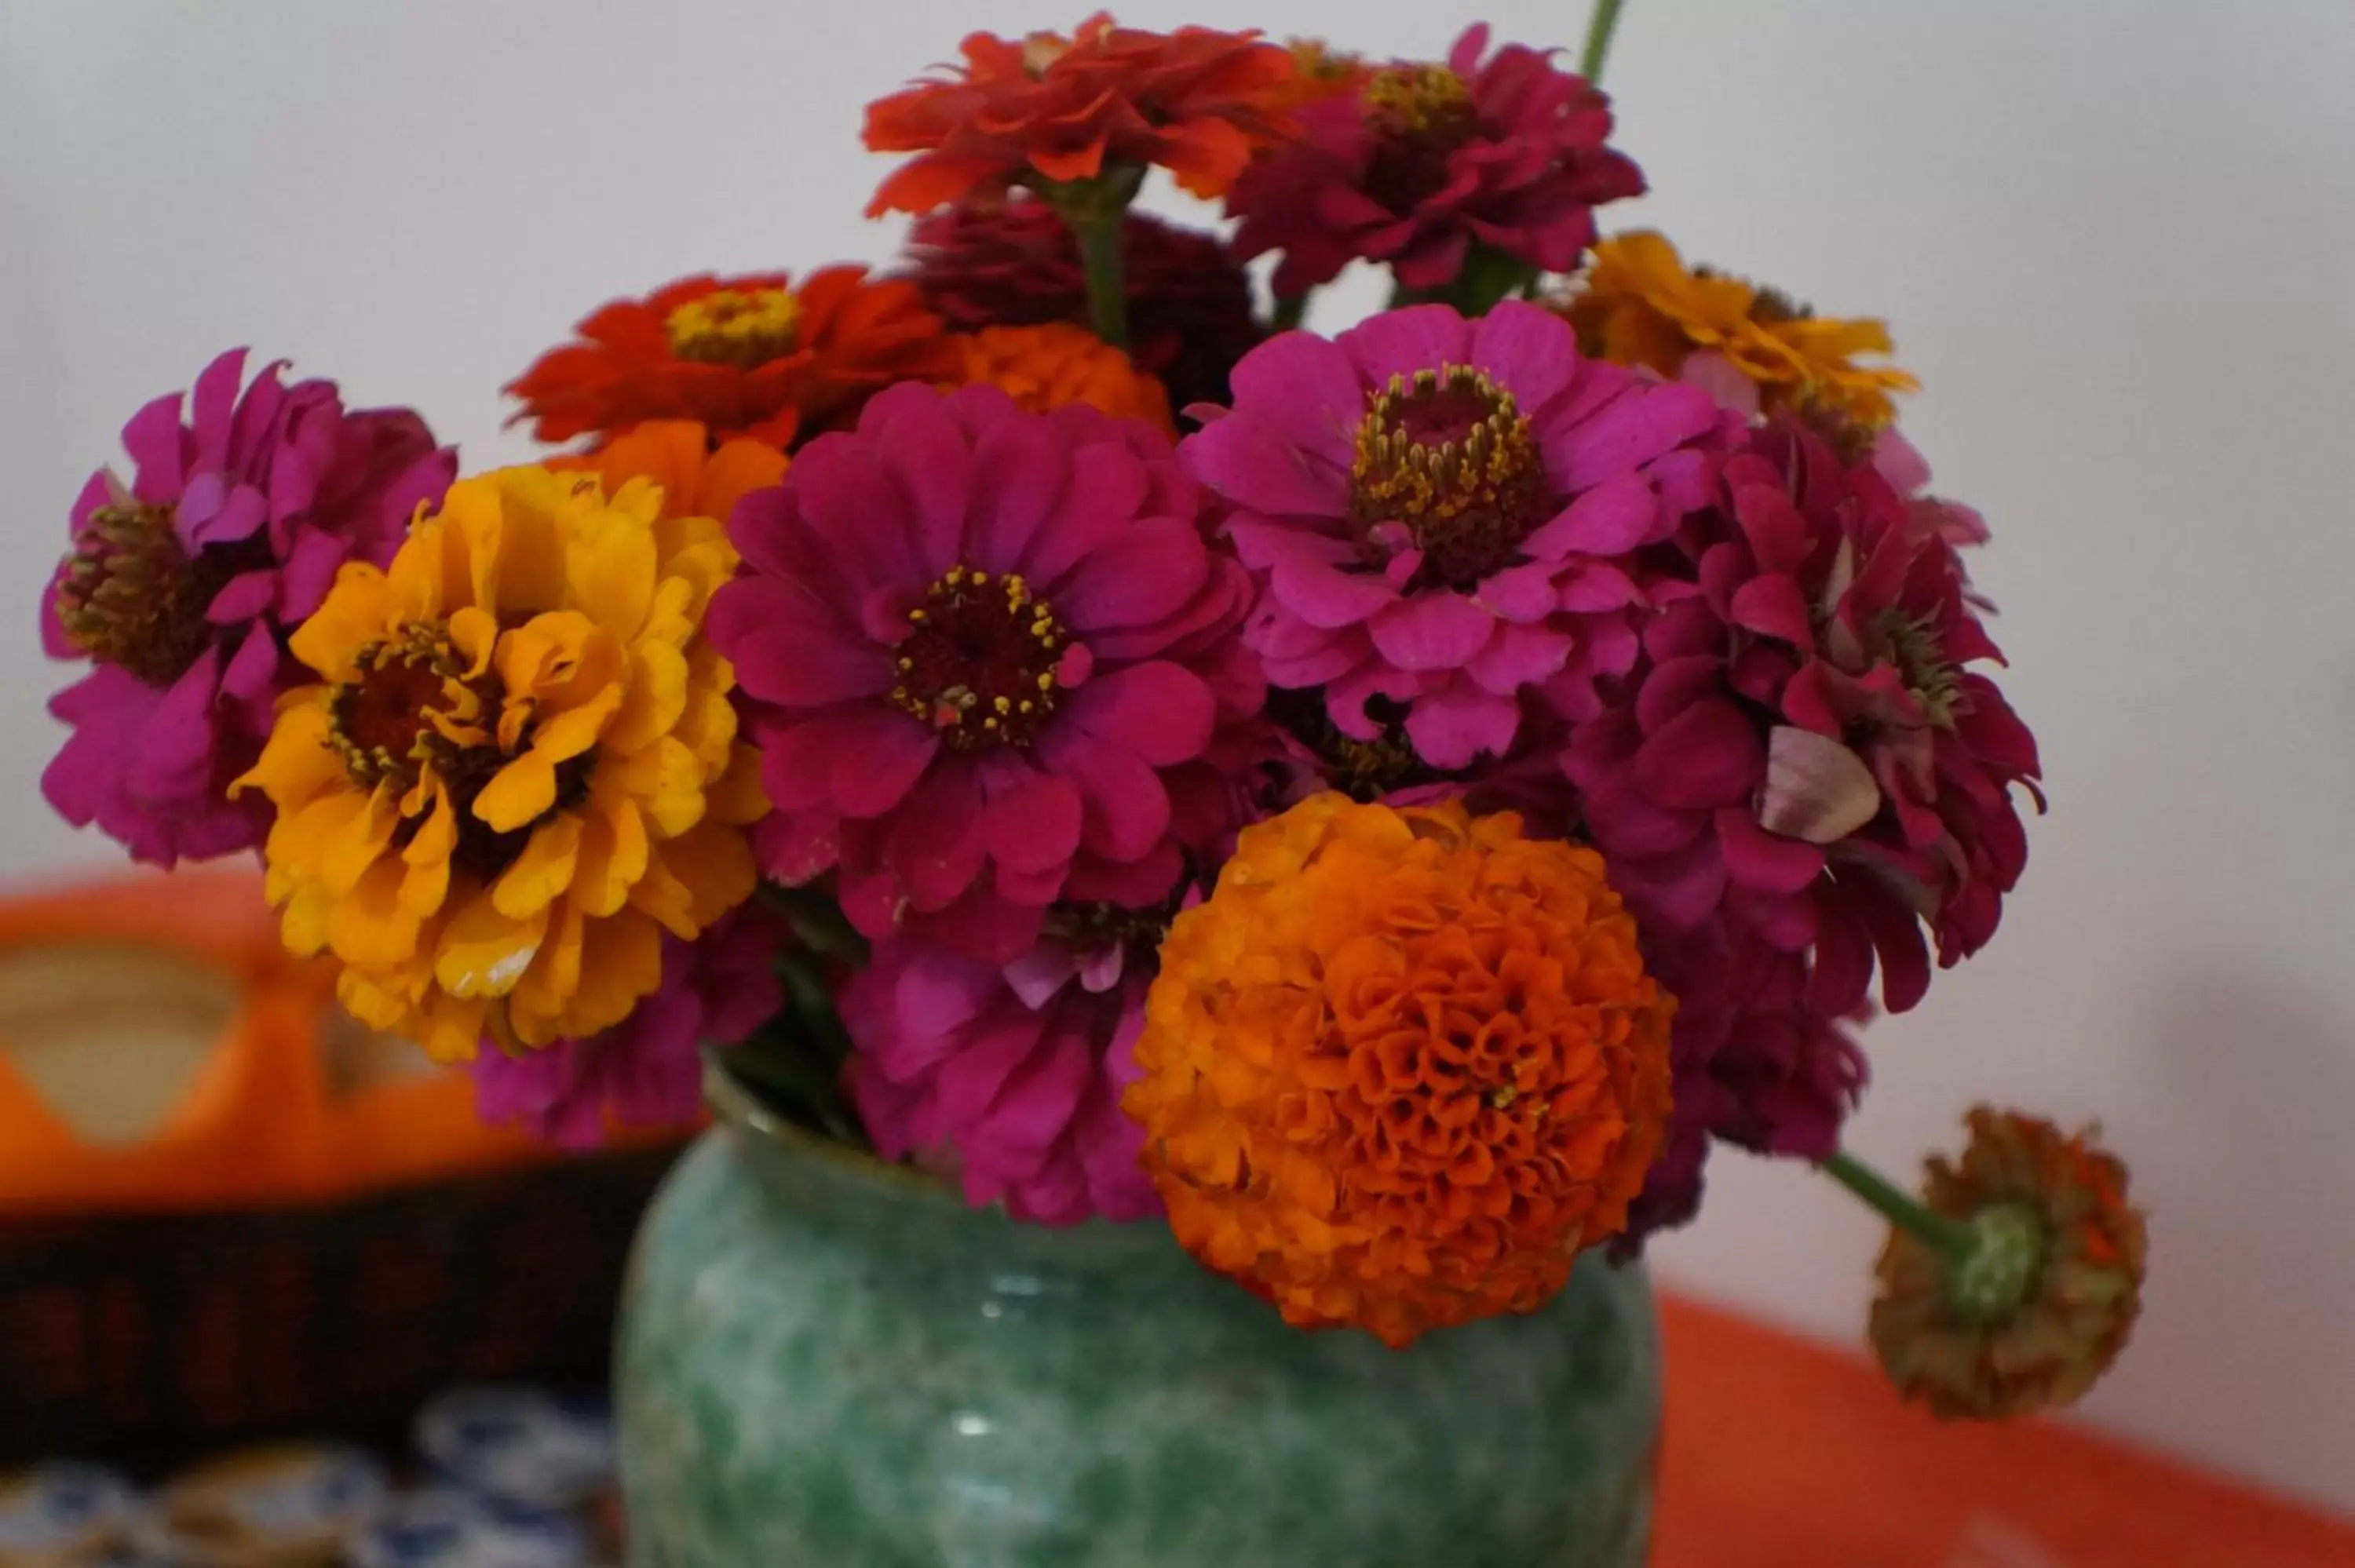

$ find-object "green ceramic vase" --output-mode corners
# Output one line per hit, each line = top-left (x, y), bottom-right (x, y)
(616, 1070), (1660, 1567)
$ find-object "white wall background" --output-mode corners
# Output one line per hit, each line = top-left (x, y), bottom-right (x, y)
(4, 0), (2353, 1511)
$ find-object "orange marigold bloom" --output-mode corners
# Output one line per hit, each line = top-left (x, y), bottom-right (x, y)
(1563, 230), (1919, 428)
(1125, 793), (1675, 1348)
(955, 323), (1173, 432)
(505, 267), (955, 450)
(863, 14), (1298, 217)
(1871, 1108), (2149, 1421)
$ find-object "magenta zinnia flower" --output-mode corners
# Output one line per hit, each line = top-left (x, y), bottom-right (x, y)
(1181, 301), (1729, 771)
(41, 349), (452, 866)
(1567, 418), (2039, 1016)
(471, 904), (790, 1148)
(1619, 915), (1868, 1244)
(844, 925), (1162, 1226)
(711, 381), (1264, 962)
(1228, 25), (1643, 297)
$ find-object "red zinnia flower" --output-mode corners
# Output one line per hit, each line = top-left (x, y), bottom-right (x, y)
(864, 15), (1298, 216)
(906, 197), (1264, 414)
(1229, 24), (1643, 297)
(1566, 418), (2040, 1018)
(505, 267), (955, 450)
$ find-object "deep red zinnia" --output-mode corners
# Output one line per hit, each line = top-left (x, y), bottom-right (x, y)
(1619, 913), (1868, 1245)
(1567, 418), (2040, 1019)
(1228, 24), (1644, 297)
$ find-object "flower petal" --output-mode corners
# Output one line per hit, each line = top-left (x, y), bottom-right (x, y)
(1632, 698), (1764, 810)
(1368, 591), (1495, 672)
(979, 757), (1084, 877)
(494, 811), (586, 920)
(1521, 474), (1659, 559)
(1270, 554), (1397, 630)
(1404, 682), (1519, 768)
(1714, 807), (1826, 895)
(1758, 726), (1883, 844)
(1061, 662), (1215, 767)
(1058, 518), (1210, 633)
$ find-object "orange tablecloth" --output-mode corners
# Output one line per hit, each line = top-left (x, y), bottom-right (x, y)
(1656, 1296), (2354, 1568)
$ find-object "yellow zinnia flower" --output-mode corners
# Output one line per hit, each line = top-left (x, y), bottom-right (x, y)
(237, 461), (764, 1063)
(1564, 229), (1919, 428)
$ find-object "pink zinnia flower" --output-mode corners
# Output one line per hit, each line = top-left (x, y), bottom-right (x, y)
(1567, 418), (2039, 1016)
(471, 905), (790, 1148)
(1181, 301), (1729, 771)
(843, 924), (1163, 1226)
(41, 349), (452, 866)
(711, 382), (1264, 962)
(1228, 25), (1642, 297)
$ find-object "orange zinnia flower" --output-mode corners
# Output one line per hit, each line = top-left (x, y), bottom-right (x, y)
(864, 14), (1298, 217)
(505, 267), (955, 450)
(1125, 794), (1676, 1348)
(955, 323), (1173, 431)
(548, 419), (787, 526)
(1564, 230), (1919, 427)
(1871, 1108), (2148, 1420)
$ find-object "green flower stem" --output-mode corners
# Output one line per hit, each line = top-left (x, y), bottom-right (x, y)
(1453, 243), (1540, 316)
(1580, 0), (1628, 84)
(1820, 1149), (1977, 1262)
(1039, 165), (1145, 351)
(1071, 208), (1130, 348)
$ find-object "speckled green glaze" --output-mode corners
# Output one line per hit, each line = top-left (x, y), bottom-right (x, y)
(617, 1071), (1659, 1567)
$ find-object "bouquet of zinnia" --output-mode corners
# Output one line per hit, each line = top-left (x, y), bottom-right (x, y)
(35, 9), (2143, 1418)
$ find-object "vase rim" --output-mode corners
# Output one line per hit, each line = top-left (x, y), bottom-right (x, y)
(701, 1055), (973, 1209)
(699, 1055), (1197, 1271)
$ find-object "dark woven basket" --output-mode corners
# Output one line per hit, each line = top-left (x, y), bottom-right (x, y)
(0, 1143), (681, 1477)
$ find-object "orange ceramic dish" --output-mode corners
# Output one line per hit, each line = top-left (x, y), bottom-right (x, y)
(0, 872), (680, 1217)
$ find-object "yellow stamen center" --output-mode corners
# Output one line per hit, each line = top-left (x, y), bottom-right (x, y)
(1364, 64), (1473, 134)
(664, 287), (802, 369)
(1359, 65), (1480, 213)
(1287, 38), (1364, 94)
(891, 566), (1068, 749)
(1349, 364), (1546, 587)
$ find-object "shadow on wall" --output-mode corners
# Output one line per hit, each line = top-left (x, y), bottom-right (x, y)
(2130, 964), (2353, 1486)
